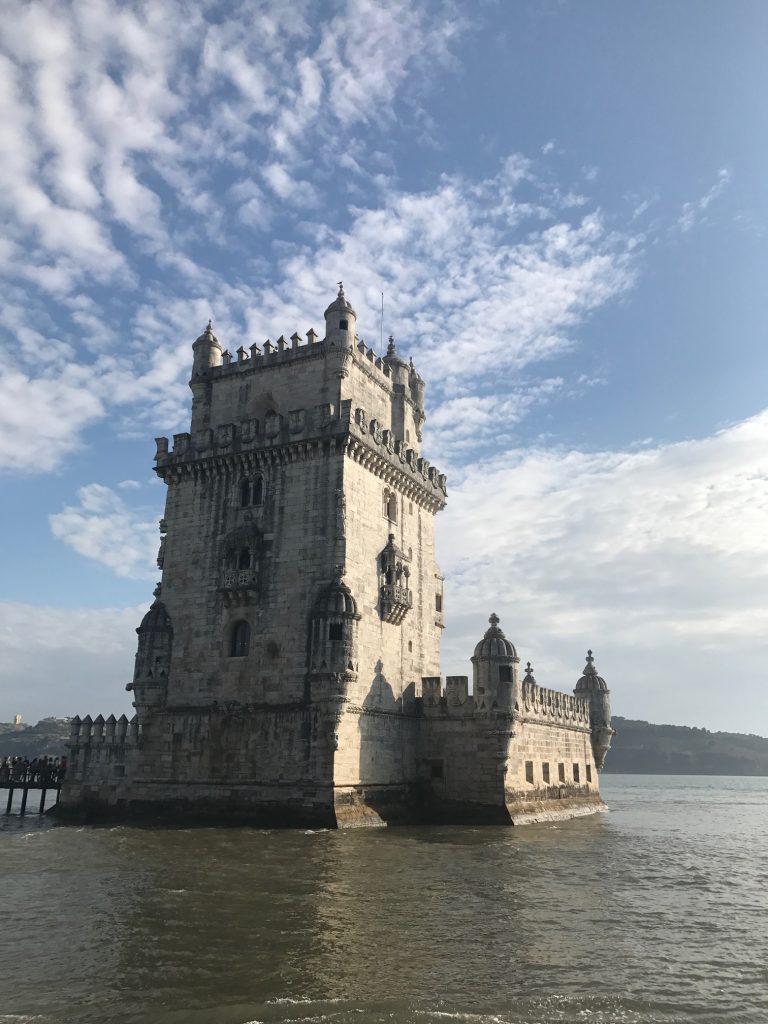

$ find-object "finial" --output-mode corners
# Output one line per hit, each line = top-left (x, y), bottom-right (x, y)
(526, 661), (532, 672)
(387, 335), (396, 357)
(587, 649), (594, 663)
(207, 318), (213, 330)
(153, 582), (162, 599)
(337, 281), (344, 297)
(489, 612), (499, 627)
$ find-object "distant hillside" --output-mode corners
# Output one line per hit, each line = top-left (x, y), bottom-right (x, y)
(605, 716), (768, 776)
(3, 715), (768, 776)
(0, 718), (70, 759)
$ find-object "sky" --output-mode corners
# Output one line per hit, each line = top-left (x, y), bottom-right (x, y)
(1, 0), (767, 733)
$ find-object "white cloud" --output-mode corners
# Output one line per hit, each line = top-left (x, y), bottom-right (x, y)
(49, 484), (160, 579)
(677, 167), (732, 233)
(0, 601), (139, 722)
(0, 366), (104, 472)
(438, 409), (768, 732)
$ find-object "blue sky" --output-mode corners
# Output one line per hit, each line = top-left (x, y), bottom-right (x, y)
(1, 0), (767, 732)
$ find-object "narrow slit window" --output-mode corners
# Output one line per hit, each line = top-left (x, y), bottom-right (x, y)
(573, 763), (580, 783)
(435, 594), (443, 613)
(542, 762), (550, 784)
(253, 477), (264, 504)
(525, 761), (534, 784)
(240, 480), (251, 507)
(586, 764), (592, 783)
(237, 548), (250, 570)
(558, 762), (565, 783)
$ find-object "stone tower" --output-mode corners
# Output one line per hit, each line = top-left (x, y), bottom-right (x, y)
(63, 285), (447, 825)
(61, 284), (613, 827)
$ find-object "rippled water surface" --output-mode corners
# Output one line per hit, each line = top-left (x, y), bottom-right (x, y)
(1, 775), (766, 1024)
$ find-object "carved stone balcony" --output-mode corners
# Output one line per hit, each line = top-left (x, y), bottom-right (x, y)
(220, 568), (258, 605)
(380, 583), (413, 625)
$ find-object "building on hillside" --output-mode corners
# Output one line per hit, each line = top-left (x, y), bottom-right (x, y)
(60, 285), (614, 826)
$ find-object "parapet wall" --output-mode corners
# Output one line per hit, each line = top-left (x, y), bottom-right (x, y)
(65, 714), (140, 785)
(519, 680), (591, 729)
(419, 675), (591, 730)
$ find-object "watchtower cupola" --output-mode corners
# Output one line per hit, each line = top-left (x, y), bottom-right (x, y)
(324, 282), (357, 347)
(574, 650), (615, 769)
(191, 320), (222, 376)
(471, 613), (519, 711)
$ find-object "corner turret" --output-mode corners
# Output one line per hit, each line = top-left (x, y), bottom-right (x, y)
(191, 320), (222, 376)
(471, 613), (519, 711)
(324, 282), (357, 348)
(574, 650), (615, 769)
(126, 583), (173, 724)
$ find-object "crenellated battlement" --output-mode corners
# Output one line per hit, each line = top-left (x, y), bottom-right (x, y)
(519, 679), (590, 727)
(154, 398), (447, 508)
(68, 713), (140, 747)
(419, 673), (591, 729)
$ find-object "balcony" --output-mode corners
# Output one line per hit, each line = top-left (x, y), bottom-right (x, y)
(220, 568), (258, 605)
(380, 583), (413, 625)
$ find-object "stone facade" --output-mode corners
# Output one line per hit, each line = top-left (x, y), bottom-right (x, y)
(60, 285), (614, 827)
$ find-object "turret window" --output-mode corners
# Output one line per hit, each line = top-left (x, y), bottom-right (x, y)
(498, 665), (512, 683)
(328, 623), (343, 643)
(339, 319), (348, 330)
(383, 489), (398, 523)
(229, 620), (251, 657)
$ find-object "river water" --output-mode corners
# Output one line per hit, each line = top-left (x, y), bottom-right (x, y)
(1, 775), (766, 1024)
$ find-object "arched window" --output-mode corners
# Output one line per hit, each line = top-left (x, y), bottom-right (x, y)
(237, 547), (251, 570)
(230, 620), (250, 657)
(383, 489), (397, 523)
(253, 476), (264, 505)
(240, 480), (251, 507)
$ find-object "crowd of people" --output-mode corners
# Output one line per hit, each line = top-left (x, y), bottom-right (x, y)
(0, 756), (67, 786)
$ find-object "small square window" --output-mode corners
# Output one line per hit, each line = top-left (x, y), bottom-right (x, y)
(329, 623), (343, 643)
(542, 762), (550, 784)
(525, 761), (534, 784)
(430, 761), (444, 779)
(498, 665), (512, 683)
(339, 319), (348, 329)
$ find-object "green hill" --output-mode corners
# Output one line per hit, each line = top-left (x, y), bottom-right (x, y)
(605, 716), (768, 776)
(0, 718), (70, 759)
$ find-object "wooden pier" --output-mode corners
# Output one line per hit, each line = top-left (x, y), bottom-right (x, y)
(2, 782), (62, 816)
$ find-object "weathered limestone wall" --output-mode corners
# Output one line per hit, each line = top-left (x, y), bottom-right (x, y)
(158, 442), (344, 707)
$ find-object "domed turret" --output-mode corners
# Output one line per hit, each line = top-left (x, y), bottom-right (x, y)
(383, 335), (410, 386)
(192, 320), (222, 376)
(470, 613), (519, 711)
(308, 570), (361, 683)
(324, 282), (357, 348)
(574, 650), (615, 769)
(315, 574), (360, 620)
